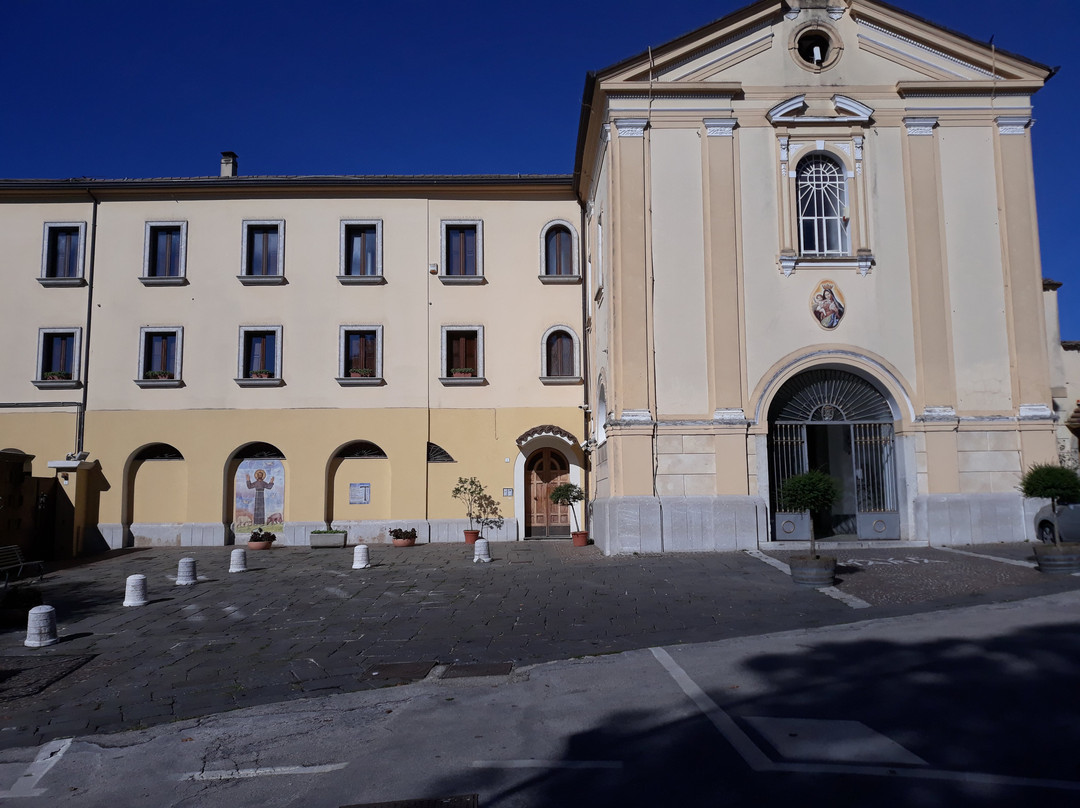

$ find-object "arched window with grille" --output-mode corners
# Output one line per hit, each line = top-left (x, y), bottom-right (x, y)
(797, 154), (850, 257)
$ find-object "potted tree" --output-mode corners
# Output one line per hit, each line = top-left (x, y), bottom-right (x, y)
(1019, 463), (1080, 573)
(550, 482), (588, 546)
(452, 477), (503, 543)
(777, 470), (839, 586)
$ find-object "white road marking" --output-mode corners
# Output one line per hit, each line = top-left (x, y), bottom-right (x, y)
(651, 646), (1080, 791)
(181, 763), (348, 781)
(472, 760), (622, 769)
(818, 586), (872, 609)
(0, 737), (72, 797)
(745, 550), (871, 609)
(934, 546), (1037, 568)
(744, 549), (790, 574)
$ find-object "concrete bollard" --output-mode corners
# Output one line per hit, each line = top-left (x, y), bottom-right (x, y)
(176, 557), (198, 586)
(123, 574), (148, 607)
(25, 605), (58, 648)
(473, 538), (492, 563)
(352, 544), (371, 569)
(229, 548), (247, 573)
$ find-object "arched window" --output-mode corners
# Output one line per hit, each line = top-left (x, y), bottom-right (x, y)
(539, 221), (578, 281)
(545, 226), (573, 276)
(540, 326), (580, 381)
(426, 442), (454, 463)
(797, 154), (849, 257)
(596, 383), (608, 446)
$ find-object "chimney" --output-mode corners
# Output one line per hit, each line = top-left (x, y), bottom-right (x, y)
(220, 151), (238, 178)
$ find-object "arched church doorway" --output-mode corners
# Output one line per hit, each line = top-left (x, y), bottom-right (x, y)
(525, 447), (570, 538)
(768, 369), (899, 539)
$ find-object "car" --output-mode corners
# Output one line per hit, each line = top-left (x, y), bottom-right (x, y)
(1034, 503), (1080, 543)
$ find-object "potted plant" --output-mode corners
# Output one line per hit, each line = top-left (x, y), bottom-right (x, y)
(143, 369), (174, 380)
(452, 476), (503, 543)
(43, 370), (72, 381)
(451, 367), (475, 378)
(1019, 463), (1080, 573)
(249, 369), (274, 379)
(777, 470), (839, 586)
(310, 527), (347, 548)
(550, 482), (588, 546)
(246, 528), (277, 550)
(349, 367), (375, 378)
(389, 527), (417, 547)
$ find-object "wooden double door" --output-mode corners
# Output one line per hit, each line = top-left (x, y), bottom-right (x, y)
(525, 448), (571, 538)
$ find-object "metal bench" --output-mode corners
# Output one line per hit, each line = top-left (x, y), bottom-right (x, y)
(0, 545), (45, 589)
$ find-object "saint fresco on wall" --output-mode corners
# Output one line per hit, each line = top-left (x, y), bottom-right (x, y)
(234, 458), (284, 533)
(811, 280), (845, 330)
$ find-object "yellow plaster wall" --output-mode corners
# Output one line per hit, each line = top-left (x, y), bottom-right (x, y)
(132, 460), (187, 522)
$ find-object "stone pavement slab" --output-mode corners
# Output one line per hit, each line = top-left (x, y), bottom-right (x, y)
(0, 540), (1077, 751)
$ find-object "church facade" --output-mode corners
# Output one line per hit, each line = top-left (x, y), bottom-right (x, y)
(0, 0), (1067, 557)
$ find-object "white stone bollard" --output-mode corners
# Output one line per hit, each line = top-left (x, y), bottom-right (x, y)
(229, 548), (247, 573)
(176, 557), (198, 586)
(25, 605), (58, 648)
(473, 538), (492, 563)
(352, 544), (371, 569)
(123, 574), (148, 607)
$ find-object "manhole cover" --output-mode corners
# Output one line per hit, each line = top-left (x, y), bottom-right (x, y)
(0, 655), (95, 702)
(342, 796), (478, 808)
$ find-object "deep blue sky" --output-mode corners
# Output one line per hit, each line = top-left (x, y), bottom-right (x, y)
(3, 1), (1076, 336)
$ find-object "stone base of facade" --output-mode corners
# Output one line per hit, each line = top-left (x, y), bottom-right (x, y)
(592, 496), (767, 555)
(914, 493), (1042, 545)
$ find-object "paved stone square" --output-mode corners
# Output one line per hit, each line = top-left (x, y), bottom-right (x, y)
(0, 540), (1077, 752)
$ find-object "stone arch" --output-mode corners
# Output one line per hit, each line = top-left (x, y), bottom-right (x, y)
(513, 426), (584, 538)
(325, 440), (390, 524)
(122, 442), (186, 547)
(224, 442), (286, 543)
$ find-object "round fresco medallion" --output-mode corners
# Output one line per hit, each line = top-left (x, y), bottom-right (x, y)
(810, 280), (845, 330)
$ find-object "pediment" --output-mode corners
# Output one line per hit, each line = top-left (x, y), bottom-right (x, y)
(767, 94), (873, 124)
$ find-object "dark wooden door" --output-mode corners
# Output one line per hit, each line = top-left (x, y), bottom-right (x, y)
(525, 449), (570, 538)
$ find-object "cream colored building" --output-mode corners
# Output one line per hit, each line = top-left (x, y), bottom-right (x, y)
(0, 0), (1070, 556)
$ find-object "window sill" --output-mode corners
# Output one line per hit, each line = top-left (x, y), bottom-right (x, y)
(337, 275), (386, 286)
(37, 277), (85, 288)
(778, 252), (874, 276)
(140, 276), (188, 287)
(540, 376), (583, 385)
(235, 377), (284, 387)
(336, 376), (385, 386)
(134, 378), (184, 388)
(439, 275), (485, 286)
(32, 379), (81, 389)
(237, 275), (287, 286)
(538, 274), (582, 285)
(439, 376), (487, 386)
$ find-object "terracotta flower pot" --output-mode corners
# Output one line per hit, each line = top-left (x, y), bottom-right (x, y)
(392, 538), (415, 547)
(464, 529), (480, 544)
(572, 531), (589, 547)
(247, 540), (273, 550)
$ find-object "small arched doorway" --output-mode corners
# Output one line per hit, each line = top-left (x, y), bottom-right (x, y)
(525, 448), (570, 538)
(768, 369), (899, 539)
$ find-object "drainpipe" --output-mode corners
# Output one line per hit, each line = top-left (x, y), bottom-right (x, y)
(77, 190), (100, 454)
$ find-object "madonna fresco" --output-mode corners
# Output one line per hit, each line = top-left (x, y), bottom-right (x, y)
(811, 280), (845, 330)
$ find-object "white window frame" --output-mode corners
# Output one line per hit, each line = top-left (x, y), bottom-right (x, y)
(236, 325), (284, 386)
(239, 220), (285, 284)
(538, 219), (580, 283)
(440, 325), (485, 385)
(539, 325), (582, 384)
(39, 222), (87, 286)
(142, 221), (189, 285)
(338, 219), (385, 284)
(135, 326), (184, 387)
(796, 153), (851, 258)
(439, 219), (484, 284)
(337, 324), (384, 386)
(33, 327), (82, 388)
